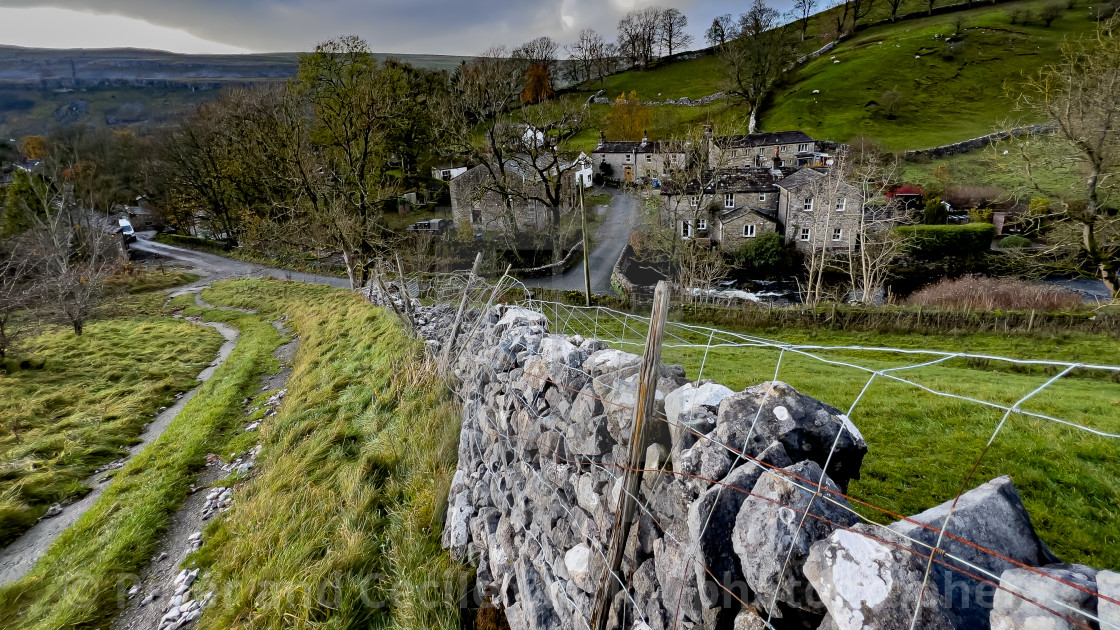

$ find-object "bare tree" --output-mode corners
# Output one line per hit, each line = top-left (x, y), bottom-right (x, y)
(850, 0), (878, 30)
(706, 14), (735, 47)
(794, 0), (818, 39)
(831, 0), (853, 36)
(885, 0), (906, 22)
(618, 7), (664, 67)
(721, 0), (798, 132)
(566, 28), (605, 84)
(658, 8), (694, 56)
(1010, 17), (1120, 297)
(0, 240), (36, 358)
(841, 138), (908, 304)
(22, 181), (123, 335)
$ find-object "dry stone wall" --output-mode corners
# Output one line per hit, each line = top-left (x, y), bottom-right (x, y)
(407, 302), (1115, 630)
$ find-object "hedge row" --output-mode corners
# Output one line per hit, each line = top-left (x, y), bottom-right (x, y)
(896, 223), (996, 259)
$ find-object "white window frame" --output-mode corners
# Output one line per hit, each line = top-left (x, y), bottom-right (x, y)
(803, 197), (814, 212)
(758, 192), (767, 201)
(798, 143), (811, 152)
(698, 218), (707, 230)
(625, 154), (633, 163)
(832, 228), (843, 241)
(681, 221), (692, 238)
(646, 153), (652, 163)
(689, 196), (699, 207)
(758, 147), (766, 155)
(835, 198), (846, 211)
(724, 193), (735, 208)
(743, 224), (756, 238)
(782, 145), (791, 153)
(800, 228), (811, 241)
(440, 169), (452, 179)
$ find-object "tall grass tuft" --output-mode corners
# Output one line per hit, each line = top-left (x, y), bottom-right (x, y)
(907, 274), (1084, 311)
(195, 279), (469, 630)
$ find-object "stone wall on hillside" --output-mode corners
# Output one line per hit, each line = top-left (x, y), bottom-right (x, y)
(406, 302), (1115, 630)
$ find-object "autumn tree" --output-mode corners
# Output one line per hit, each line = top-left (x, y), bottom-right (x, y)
(721, 0), (798, 132)
(19, 136), (48, 160)
(1010, 17), (1120, 297)
(658, 8), (694, 55)
(513, 36), (559, 102)
(605, 91), (652, 141)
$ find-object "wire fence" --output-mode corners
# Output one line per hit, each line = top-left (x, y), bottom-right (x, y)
(393, 267), (1120, 630)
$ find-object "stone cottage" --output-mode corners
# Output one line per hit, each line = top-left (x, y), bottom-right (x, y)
(776, 167), (865, 253)
(449, 153), (592, 234)
(708, 130), (820, 169)
(591, 136), (688, 184)
(659, 167), (796, 252)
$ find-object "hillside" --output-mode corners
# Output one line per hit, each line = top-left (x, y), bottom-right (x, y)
(0, 46), (472, 138)
(569, 0), (1101, 151)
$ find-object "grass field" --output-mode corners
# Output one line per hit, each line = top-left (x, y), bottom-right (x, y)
(549, 306), (1120, 570)
(759, 0), (1097, 149)
(0, 302), (282, 629)
(563, 0), (1099, 152)
(0, 319), (221, 546)
(172, 279), (467, 630)
(900, 134), (1084, 199)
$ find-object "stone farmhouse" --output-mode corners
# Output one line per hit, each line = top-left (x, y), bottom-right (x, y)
(591, 136), (688, 184)
(659, 167), (797, 253)
(707, 130), (825, 169)
(449, 153), (592, 233)
(660, 164), (866, 253)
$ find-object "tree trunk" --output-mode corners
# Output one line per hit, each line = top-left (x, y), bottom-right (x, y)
(73, 320), (83, 336)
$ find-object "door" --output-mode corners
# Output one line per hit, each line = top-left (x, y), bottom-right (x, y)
(624, 166), (633, 182)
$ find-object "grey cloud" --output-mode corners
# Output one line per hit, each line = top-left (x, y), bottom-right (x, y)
(0, 0), (796, 54)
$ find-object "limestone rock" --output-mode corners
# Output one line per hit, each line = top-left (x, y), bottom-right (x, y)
(716, 381), (867, 490)
(687, 441), (792, 609)
(991, 564), (1098, 630)
(804, 524), (955, 630)
(665, 381), (733, 453)
(1098, 570), (1120, 629)
(733, 460), (858, 616)
(889, 476), (1058, 630)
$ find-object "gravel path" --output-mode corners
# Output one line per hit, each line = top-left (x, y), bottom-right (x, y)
(0, 320), (240, 586)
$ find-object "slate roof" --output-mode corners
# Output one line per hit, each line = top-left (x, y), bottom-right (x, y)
(714, 131), (816, 149)
(660, 167), (799, 195)
(720, 206), (778, 222)
(593, 140), (677, 154)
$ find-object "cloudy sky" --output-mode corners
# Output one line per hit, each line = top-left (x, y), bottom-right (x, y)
(0, 0), (787, 55)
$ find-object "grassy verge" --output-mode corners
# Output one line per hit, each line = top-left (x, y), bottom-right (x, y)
(0, 319), (222, 546)
(178, 279), (467, 629)
(553, 310), (1120, 569)
(103, 267), (200, 295)
(0, 307), (282, 629)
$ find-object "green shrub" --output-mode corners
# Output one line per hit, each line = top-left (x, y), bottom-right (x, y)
(736, 232), (790, 274)
(922, 197), (949, 225)
(999, 235), (1032, 249)
(896, 223), (996, 259)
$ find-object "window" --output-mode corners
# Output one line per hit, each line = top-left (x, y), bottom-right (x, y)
(646, 154), (652, 163)
(803, 197), (814, 212)
(782, 145), (791, 153)
(758, 193), (767, 201)
(698, 218), (707, 230)
(625, 154), (632, 163)
(835, 198), (846, 211)
(440, 169), (452, 179)
(690, 196), (699, 207)
(758, 147), (766, 155)
(725, 193), (735, 208)
(743, 224), (756, 238)
(733, 149), (741, 157)
(832, 228), (843, 241)
(681, 222), (692, 238)
(798, 143), (811, 152)
(800, 228), (811, 242)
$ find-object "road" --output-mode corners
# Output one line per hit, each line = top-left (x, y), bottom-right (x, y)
(524, 191), (641, 295)
(131, 235), (352, 289)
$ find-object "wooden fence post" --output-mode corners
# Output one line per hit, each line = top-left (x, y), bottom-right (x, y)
(441, 251), (484, 373)
(395, 252), (413, 326)
(591, 280), (671, 630)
